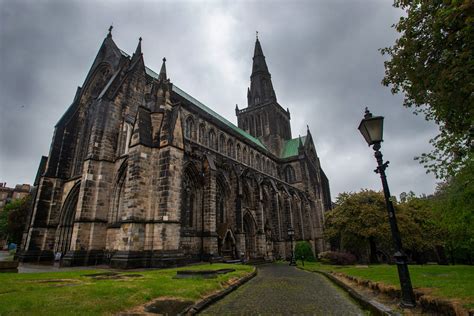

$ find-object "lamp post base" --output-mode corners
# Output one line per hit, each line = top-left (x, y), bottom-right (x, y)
(394, 252), (417, 308)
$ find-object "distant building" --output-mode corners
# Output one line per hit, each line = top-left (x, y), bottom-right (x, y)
(20, 29), (331, 268)
(0, 183), (32, 210)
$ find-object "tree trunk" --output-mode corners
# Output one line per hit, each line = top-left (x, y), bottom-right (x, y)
(369, 237), (379, 264)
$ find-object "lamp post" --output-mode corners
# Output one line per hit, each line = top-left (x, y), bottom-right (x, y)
(358, 108), (416, 308)
(287, 226), (296, 266)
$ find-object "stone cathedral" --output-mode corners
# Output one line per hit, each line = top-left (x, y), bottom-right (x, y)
(20, 29), (331, 268)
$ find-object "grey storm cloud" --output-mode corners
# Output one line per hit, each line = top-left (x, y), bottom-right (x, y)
(0, 0), (439, 200)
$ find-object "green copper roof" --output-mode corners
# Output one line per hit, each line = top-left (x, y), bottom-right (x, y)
(281, 136), (306, 159)
(119, 49), (267, 151)
(172, 85), (267, 150)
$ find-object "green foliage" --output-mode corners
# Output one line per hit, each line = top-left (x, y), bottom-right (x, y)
(325, 190), (391, 262)
(381, 0), (474, 179)
(294, 240), (316, 262)
(0, 263), (253, 315)
(325, 190), (443, 263)
(431, 160), (474, 263)
(0, 196), (31, 245)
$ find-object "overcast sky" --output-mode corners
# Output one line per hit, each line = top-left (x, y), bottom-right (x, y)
(0, 0), (439, 200)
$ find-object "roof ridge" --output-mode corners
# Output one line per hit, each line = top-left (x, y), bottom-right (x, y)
(119, 48), (268, 151)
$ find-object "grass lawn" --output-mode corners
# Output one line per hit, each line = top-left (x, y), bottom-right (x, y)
(299, 262), (474, 309)
(0, 263), (253, 315)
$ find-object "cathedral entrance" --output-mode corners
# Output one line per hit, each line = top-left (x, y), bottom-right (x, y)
(243, 212), (257, 259)
(54, 182), (80, 255)
(217, 226), (237, 260)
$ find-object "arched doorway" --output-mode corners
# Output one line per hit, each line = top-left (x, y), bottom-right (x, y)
(218, 227), (237, 259)
(243, 212), (257, 259)
(55, 182), (80, 254)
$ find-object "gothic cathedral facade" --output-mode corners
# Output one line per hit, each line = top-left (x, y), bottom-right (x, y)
(20, 29), (331, 268)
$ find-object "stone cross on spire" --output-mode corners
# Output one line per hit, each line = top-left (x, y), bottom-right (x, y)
(159, 57), (167, 81)
(107, 25), (113, 37)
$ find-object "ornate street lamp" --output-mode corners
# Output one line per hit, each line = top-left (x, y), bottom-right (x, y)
(358, 108), (416, 308)
(287, 226), (296, 266)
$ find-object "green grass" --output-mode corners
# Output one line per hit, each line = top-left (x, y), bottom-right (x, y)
(0, 263), (253, 315)
(300, 262), (474, 309)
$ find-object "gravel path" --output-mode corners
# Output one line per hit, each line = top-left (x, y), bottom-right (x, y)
(201, 263), (365, 315)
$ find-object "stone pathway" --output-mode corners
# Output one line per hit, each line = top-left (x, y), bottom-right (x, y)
(201, 263), (365, 315)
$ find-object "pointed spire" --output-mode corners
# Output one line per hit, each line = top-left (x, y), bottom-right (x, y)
(248, 34), (276, 106)
(129, 37), (143, 68)
(159, 57), (167, 81)
(107, 25), (113, 38)
(252, 36), (268, 73)
(134, 37), (142, 56)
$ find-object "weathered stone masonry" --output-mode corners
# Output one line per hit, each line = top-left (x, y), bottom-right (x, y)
(20, 29), (332, 268)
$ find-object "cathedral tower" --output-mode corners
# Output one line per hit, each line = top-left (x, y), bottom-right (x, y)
(236, 36), (292, 156)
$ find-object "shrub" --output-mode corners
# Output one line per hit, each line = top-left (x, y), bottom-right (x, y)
(318, 251), (356, 265)
(294, 241), (316, 262)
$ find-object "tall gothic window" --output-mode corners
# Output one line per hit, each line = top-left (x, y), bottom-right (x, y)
(209, 129), (217, 150)
(285, 165), (296, 183)
(183, 187), (194, 227)
(236, 144), (241, 161)
(199, 124), (206, 145)
(219, 134), (226, 153)
(109, 163), (128, 224)
(256, 114), (262, 136)
(256, 155), (261, 171)
(243, 147), (248, 164)
(185, 116), (195, 140)
(227, 139), (234, 158)
(182, 166), (201, 228)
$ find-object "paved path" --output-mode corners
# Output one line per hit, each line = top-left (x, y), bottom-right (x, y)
(201, 263), (365, 315)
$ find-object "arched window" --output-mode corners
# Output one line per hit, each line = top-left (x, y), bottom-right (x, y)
(109, 164), (127, 224)
(185, 116), (195, 140)
(182, 165), (201, 228)
(227, 139), (234, 158)
(117, 121), (132, 156)
(256, 114), (262, 136)
(250, 151), (254, 167)
(285, 165), (296, 183)
(256, 155), (261, 170)
(199, 124), (206, 145)
(237, 144), (241, 161)
(209, 129), (217, 150)
(183, 187), (195, 227)
(219, 134), (226, 153)
(243, 147), (248, 164)
(250, 116), (255, 135)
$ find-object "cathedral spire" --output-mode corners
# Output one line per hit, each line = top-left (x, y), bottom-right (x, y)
(159, 57), (167, 81)
(248, 35), (276, 106)
(129, 37), (143, 68)
(135, 37), (142, 56)
(107, 25), (113, 38)
(252, 37), (269, 74)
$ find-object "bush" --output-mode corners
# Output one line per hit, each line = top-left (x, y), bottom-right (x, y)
(318, 251), (356, 265)
(294, 241), (316, 262)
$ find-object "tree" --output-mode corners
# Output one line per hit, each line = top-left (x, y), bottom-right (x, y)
(0, 196), (31, 246)
(325, 190), (443, 263)
(324, 190), (391, 263)
(431, 160), (474, 264)
(294, 241), (316, 262)
(381, 0), (474, 179)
